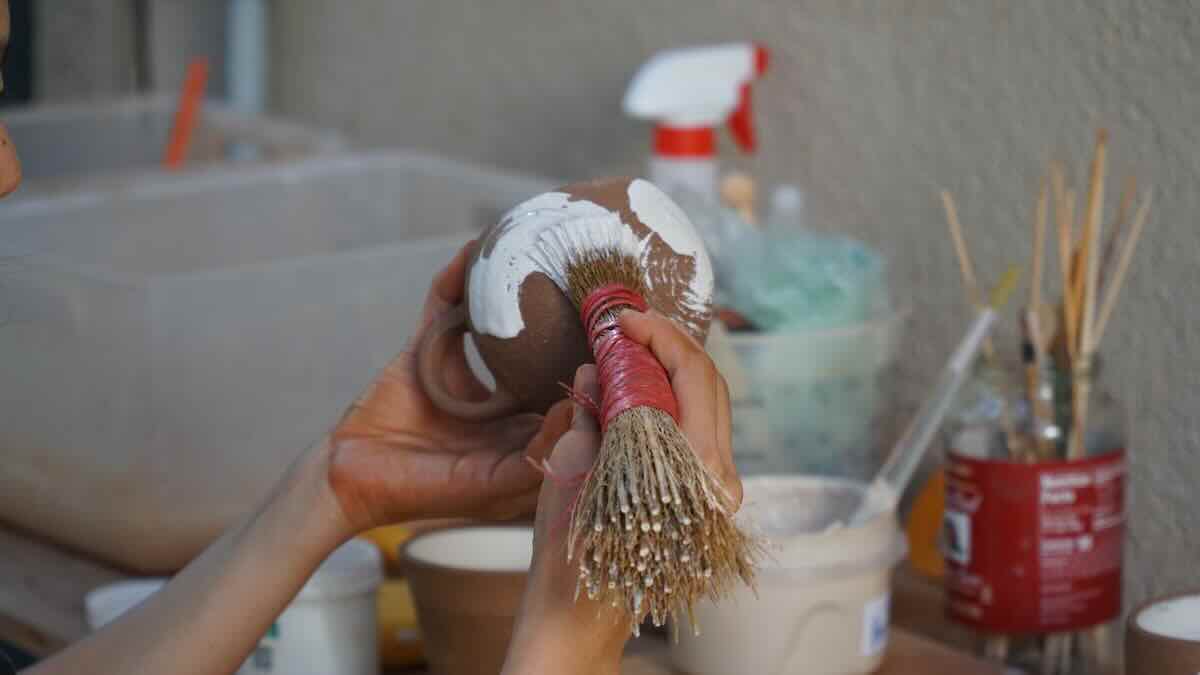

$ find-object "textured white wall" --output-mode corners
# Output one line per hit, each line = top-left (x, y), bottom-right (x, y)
(271, 0), (1199, 611)
(35, 0), (225, 101)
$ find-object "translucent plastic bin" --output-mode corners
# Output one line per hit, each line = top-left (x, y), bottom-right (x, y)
(720, 310), (907, 480)
(0, 151), (553, 570)
(4, 94), (344, 195)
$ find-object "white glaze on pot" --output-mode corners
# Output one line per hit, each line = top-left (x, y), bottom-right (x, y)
(627, 178), (714, 323)
(468, 183), (712, 339)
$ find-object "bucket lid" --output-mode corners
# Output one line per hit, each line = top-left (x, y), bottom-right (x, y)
(298, 538), (384, 601)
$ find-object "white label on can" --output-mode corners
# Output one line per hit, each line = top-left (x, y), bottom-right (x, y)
(861, 594), (890, 657)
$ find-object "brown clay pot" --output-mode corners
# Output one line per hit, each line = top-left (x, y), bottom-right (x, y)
(416, 176), (712, 420)
(400, 525), (533, 675)
(1125, 591), (1200, 675)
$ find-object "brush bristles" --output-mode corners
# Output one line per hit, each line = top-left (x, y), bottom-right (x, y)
(561, 248), (648, 306)
(567, 406), (759, 635)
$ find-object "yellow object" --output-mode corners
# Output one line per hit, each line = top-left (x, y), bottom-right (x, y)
(989, 263), (1022, 308)
(905, 467), (946, 579)
(377, 579), (424, 668)
(360, 524), (414, 572)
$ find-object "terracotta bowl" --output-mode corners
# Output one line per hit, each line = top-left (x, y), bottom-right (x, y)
(1126, 590), (1200, 675)
(400, 525), (533, 675)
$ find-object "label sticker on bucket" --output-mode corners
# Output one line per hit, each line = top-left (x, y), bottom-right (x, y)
(861, 594), (890, 656)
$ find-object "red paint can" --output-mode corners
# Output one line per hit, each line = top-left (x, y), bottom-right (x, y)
(942, 449), (1126, 633)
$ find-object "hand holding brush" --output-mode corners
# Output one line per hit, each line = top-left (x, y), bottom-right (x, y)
(505, 321), (741, 672)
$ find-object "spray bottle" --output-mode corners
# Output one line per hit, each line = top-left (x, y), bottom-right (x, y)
(622, 43), (769, 205)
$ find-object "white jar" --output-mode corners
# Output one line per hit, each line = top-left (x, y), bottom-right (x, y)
(669, 475), (907, 675)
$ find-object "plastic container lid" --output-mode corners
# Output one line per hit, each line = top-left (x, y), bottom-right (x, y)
(297, 538), (384, 601)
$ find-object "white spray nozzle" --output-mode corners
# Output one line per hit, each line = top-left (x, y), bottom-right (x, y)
(623, 43), (769, 153)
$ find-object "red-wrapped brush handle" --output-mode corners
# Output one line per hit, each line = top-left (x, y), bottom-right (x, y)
(580, 284), (680, 431)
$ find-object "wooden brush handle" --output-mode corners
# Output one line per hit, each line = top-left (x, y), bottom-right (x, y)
(415, 304), (520, 421)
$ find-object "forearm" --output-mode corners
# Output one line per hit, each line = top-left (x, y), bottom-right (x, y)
(25, 442), (349, 675)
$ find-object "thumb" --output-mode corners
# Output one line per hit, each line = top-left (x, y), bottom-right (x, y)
(534, 365), (601, 528)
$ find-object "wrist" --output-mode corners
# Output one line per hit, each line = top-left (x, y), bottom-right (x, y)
(502, 582), (628, 674)
(244, 438), (355, 557)
(503, 613), (626, 675)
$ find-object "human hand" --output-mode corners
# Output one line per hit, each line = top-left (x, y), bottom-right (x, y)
(320, 241), (572, 535)
(502, 310), (740, 674)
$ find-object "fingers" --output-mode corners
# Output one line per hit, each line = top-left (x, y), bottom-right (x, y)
(534, 429), (601, 534)
(480, 489), (540, 522)
(569, 364), (600, 434)
(0, 122), (21, 199)
(618, 310), (741, 507)
(529, 364), (603, 536)
(523, 400), (574, 463)
(420, 239), (478, 326)
(617, 310), (706, 381)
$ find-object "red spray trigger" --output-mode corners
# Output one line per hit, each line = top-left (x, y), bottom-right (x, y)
(727, 83), (756, 153)
(726, 44), (769, 154)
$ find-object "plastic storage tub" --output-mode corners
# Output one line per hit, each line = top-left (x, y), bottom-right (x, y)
(670, 475), (907, 675)
(5, 94), (343, 195)
(719, 310), (906, 480)
(0, 151), (553, 571)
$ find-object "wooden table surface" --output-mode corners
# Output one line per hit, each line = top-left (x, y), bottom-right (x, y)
(0, 521), (1012, 673)
(619, 629), (1015, 675)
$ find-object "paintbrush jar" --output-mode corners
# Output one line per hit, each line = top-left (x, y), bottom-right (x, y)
(942, 366), (1126, 665)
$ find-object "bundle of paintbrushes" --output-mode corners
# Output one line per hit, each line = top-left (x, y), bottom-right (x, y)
(941, 129), (1152, 674)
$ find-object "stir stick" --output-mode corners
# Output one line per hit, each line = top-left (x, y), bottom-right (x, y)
(1026, 177), (1057, 459)
(1099, 175), (1137, 288)
(940, 191), (1015, 661)
(1051, 164), (1078, 362)
(164, 58), (209, 169)
(1070, 129), (1108, 461)
(1094, 193), (1152, 345)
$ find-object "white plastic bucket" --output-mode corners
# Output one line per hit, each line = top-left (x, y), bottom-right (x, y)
(84, 539), (384, 675)
(669, 475), (907, 675)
